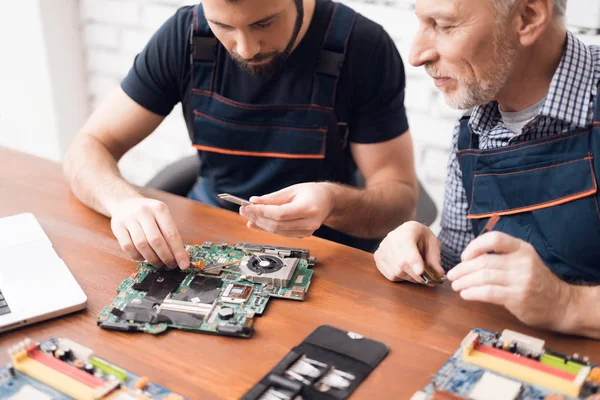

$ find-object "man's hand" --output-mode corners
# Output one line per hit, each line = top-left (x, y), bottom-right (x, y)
(239, 183), (334, 238)
(374, 221), (444, 284)
(448, 232), (572, 329)
(109, 197), (190, 270)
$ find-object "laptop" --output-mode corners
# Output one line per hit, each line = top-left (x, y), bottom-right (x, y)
(0, 213), (87, 333)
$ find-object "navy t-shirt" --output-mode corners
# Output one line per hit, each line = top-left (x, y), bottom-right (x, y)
(121, 0), (409, 145)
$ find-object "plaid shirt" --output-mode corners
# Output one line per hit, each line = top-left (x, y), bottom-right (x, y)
(439, 31), (600, 270)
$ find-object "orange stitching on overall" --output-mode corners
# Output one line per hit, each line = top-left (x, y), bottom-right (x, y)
(458, 123), (600, 159)
(191, 144), (326, 159)
(192, 89), (333, 112)
(467, 189), (597, 219)
(588, 155), (600, 223)
(193, 109), (328, 133)
(473, 156), (592, 178)
(467, 156), (597, 218)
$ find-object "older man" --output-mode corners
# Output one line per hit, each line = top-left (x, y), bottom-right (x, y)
(375, 0), (600, 339)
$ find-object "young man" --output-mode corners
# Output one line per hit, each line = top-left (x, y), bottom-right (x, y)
(64, 0), (418, 270)
(375, 0), (600, 339)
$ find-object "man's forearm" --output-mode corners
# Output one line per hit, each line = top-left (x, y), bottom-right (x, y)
(64, 134), (143, 217)
(322, 181), (417, 238)
(561, 285), (600, 339)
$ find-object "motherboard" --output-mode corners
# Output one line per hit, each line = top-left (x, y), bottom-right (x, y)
(412, 328), (600, 400)
(98, 242), (315, 337)
(0, 337), (183, 400)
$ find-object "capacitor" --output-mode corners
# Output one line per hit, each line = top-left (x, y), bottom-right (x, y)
(46, 344), (58, 354)
(62, 347), (73, 360)
(73, 359), (85, 369)
(218, 307), (234, 320)
(54, 349), (68, 361)
(83, 362), (95, 374)
(135, 376), (149, 390)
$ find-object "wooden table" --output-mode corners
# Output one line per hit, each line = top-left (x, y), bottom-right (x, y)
(1, 147), (599, 399)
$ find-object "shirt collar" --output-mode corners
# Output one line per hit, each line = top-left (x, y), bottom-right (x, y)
(469, 31), (596, 135)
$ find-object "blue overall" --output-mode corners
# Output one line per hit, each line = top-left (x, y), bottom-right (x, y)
(457, 93), (600, 282)
(185, 3), (381, 252)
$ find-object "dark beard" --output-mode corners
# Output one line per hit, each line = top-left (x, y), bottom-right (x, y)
(231, 0), (304, 76)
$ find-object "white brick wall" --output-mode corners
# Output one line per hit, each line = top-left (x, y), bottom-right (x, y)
(77, 0), (600, 231)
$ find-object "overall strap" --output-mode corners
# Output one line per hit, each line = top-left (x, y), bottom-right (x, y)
(457, 115), (473, 152)
(189, 4), (218, 91)
(593, 83), (600, 122)
(311, 2), (357, 108)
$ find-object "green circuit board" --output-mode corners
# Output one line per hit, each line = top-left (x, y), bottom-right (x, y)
(98, 242), (315, 337)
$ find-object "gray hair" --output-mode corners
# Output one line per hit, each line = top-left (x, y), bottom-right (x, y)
(493, 0), (567, 18)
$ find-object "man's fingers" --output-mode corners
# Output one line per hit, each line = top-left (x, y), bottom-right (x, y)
(250, 215), (317, 234)
(451, 268), (511, 292)
(154, 209), (190, 269)
(126, 221), (162, 267)
(243, 203), (304, 222)
(459, 285), (510, 306)
(249, 187), (295, 205)
(390, 241), (426, 284)
(447, 253), (503, 281)
(138, 216), (177, 269)
(112, 223), (143, 260)
(461, 231), (521, 261)
(374, 253), (402, 282)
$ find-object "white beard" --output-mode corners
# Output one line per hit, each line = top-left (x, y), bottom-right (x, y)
(428, 26), (518, 110)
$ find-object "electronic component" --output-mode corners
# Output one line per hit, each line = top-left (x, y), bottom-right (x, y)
(222, 284), (253, 304)
(469, 372), (522, 400)
(1, 337), (184, 399)
(414, 328), (599, 399)
(588, 367), (600, 384)
(499, 329), (545, 357)
(99, 243), (315, 337)
(218, 307), (235, 320)
(235, 243), (313, 261)
(218, 193), (253, 206)
(135, 376), (149, 390)
(420, 215), (500, 284)
(420, 264), (444, 285)
(239, 254), (299, 287)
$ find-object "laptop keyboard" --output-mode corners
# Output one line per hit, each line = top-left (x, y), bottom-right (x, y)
(0, 289), (11, 316)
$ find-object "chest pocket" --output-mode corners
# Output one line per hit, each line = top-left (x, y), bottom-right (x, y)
(190, 91), (330, 159)
(468, 155), (600, 280)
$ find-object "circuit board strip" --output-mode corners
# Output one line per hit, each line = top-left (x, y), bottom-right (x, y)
(12, 346), (97, 399)
(474, 344), (576, 380)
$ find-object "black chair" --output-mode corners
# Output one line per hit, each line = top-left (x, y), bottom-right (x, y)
(146, 155), (438, 226)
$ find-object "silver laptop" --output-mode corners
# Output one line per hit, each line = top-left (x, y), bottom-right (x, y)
(0, 213), (87, 333)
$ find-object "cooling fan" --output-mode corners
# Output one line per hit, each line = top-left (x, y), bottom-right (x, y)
(247, 254), (285, 274)
(240, 253), (299, 287)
